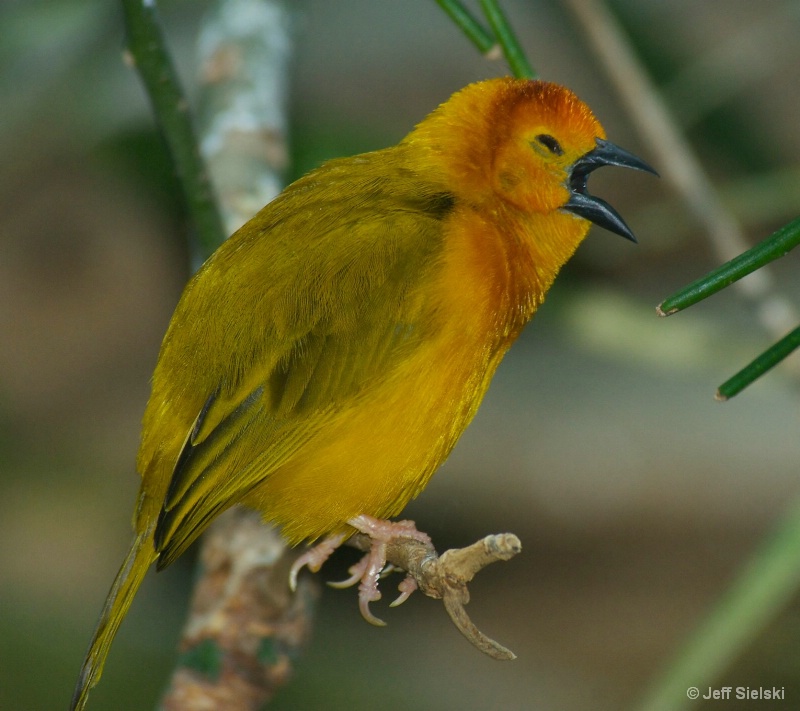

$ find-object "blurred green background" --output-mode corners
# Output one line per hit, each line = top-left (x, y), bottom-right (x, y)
(3, 1), (800, 709)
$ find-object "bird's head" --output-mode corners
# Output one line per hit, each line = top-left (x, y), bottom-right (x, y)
(491, 80), (656, 242)
(410, 77), (656, 243)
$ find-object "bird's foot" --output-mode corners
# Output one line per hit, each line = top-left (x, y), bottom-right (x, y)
(289, 515), (431, 626)
(289, 531), (346, 592)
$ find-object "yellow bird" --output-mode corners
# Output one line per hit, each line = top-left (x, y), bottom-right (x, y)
(71, 77), (655, 711)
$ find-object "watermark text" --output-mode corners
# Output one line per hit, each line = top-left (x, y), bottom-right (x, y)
(686, 686), (785, 701)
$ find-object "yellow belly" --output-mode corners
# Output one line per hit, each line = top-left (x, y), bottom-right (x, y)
(242, 328), (502, 543)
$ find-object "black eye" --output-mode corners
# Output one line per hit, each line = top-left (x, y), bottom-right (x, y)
(535, 134), (564, 156)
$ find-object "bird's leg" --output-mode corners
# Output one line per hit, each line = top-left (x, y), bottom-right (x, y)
(288, 515), (431, 626)
(339, 514), (431, 626)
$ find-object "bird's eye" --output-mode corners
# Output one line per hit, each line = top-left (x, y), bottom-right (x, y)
(535, 134), (564, 156)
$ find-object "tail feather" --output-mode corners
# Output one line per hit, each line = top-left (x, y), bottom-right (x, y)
(70, 531), (157, 711)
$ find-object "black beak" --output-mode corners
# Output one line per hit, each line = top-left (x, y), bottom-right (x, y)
(562, 138), (658, 243)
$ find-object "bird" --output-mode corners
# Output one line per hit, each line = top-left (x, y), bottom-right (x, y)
(70, 76), (655, 711)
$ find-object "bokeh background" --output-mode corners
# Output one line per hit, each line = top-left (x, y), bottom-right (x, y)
(3, 1), (800, 709)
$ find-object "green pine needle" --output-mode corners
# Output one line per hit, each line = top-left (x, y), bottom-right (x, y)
(434, 0), (496, 55)
(658, 216), (800, 316)
(121, 0), (226, 259)
(717, 325), (800, 400)
(478, 0), (535, 78)
(434, 0), (536, 79)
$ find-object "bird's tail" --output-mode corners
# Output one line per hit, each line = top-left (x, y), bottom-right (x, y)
(70, 530), (157, 711)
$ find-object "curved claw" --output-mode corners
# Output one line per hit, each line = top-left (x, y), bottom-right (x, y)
(343, 515), (432, 625)
(289, 533), (346, 591)
(358, 592), (386, 627)
(288, 561), (301, 592)
(327, 556), (369, 589)
(290, 516), (431, 626)
(354, 541), (387, 625)
(389, 574), (418, 607)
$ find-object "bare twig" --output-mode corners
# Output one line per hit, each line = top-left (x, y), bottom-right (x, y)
(348, 532), (522, 661)
(164, 522), (520, 711)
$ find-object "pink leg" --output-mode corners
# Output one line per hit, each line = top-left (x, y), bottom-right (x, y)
(288, 515), (431, 626)
(345, 515), (431, 626)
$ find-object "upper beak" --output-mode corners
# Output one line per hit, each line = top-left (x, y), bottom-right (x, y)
(561, 138), (658, 243)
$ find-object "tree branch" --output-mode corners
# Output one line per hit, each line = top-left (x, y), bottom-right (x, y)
(162, 521), (520, 709)
(160, 509), (319, 711)
(131, 1), (305, 708)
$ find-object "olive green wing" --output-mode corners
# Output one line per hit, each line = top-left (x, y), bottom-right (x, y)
(151, 162), (455, 566)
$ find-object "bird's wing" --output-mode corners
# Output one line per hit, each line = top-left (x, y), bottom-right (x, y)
(149, 161), (456, 565)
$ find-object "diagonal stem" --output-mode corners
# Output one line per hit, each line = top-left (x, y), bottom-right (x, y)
(658, 217), (800, 316)
(478, 0), (536, 78)
(121, 0), (226, 259)
(434, 0), (496, 55)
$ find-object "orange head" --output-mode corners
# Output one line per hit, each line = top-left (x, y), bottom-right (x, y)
(405, 77), (656, 241)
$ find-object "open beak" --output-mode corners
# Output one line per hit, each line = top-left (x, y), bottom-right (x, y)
(561, 138), (658, 243)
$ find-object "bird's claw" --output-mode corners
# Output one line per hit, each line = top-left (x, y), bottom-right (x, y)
(288, 515), (431, 625)
(389, 574), (418, 607)
(327, 555), (369, 589)
(347, 515), (430, 625)
(289, 532), (346, 591)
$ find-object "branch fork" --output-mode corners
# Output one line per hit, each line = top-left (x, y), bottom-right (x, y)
(348, 530), (522, 660)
